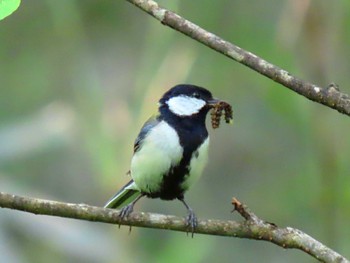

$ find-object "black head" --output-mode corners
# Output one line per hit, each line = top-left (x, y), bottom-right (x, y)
(159, 84), (218, 118)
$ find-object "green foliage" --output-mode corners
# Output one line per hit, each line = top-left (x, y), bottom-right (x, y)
(0, 0), (20, 20)
(1, 0), (350, 262)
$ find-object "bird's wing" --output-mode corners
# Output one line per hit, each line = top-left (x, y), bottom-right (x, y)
(133, 113), (161, 153)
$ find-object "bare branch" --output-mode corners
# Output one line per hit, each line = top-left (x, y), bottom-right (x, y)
(0, 192), (348, 263)
(126, 0), (350, 116)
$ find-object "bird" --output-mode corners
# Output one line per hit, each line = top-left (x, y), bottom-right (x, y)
(105, 84), (230, 233)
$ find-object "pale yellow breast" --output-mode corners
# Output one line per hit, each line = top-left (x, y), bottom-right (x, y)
(181, 137), (210, 191)
(130, 121), (183, 193)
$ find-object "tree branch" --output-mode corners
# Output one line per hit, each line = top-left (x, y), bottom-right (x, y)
(0, 192), (348, 263)
(126, 0), (350, 116)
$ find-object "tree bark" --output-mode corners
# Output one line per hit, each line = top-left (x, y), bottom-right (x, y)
(126, 0), (350, 116)
(0, 192), (348, 263)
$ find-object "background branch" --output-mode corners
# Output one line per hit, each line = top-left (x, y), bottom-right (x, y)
(127, 0), (350, 116)
(1, 1), (349, 262)
(0, 192), (348, 263)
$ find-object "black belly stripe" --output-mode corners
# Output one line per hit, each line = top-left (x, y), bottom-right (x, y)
(145, 109), (209, 200)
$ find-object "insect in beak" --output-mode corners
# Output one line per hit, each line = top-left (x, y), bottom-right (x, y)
(208, 99), (233, 129)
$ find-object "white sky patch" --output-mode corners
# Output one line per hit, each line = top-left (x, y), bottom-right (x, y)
(166, 95), (206, 116)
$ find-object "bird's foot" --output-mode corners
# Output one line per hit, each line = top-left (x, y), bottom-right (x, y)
(185, 209), (198, 237)
(118, 204), (134, 231)
(119, 203), (134, 220)
(178, 198), (198, 237)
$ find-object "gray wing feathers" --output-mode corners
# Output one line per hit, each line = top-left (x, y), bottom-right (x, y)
(134, 115), (160, 153)
(105, 115), (160, 209)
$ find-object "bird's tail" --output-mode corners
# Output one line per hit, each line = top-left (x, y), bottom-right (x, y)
(104, 180), (141, 209)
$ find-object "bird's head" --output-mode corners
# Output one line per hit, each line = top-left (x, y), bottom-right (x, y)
(158, 84), (221, 118)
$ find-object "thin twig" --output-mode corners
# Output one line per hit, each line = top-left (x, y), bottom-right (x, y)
(0, 192), (348, 263)
(126, 0), (350, 116)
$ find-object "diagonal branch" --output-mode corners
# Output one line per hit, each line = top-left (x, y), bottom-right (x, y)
(0, 192), (348, 263)
(126, 0), (350, 116)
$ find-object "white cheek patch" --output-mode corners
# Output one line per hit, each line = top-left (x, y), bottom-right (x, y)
(166, 95), (206, 116)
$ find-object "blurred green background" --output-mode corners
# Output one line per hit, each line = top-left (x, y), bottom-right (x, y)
(1, 0), (350, 262)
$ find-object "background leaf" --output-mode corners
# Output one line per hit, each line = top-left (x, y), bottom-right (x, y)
(0, 0), (20, 21)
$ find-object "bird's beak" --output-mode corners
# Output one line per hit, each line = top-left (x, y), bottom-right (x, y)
(207, 98), (222, 108)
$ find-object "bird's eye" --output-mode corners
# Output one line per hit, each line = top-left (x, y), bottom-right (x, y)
(193, 92), (200, 99)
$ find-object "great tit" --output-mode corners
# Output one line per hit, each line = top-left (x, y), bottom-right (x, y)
(105, 84), (228, 232)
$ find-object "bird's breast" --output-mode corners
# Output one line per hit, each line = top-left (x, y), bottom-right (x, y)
(180, 137), (209, 191)
(131, 119), (210, 200)
(130, 121), (183, 194)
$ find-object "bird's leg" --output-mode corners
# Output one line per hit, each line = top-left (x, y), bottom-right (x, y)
(119, 194), (144, 220)
(178, 197), (198, 237)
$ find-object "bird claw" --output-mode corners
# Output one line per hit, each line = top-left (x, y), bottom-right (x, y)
(118, 204), (134, 232)
(178, 198), (198, 237)
(185, 210), (198, 237)
(119, 204), (134, 220)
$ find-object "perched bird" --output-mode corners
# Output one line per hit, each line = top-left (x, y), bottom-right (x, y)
(105, 84), (231, 232)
